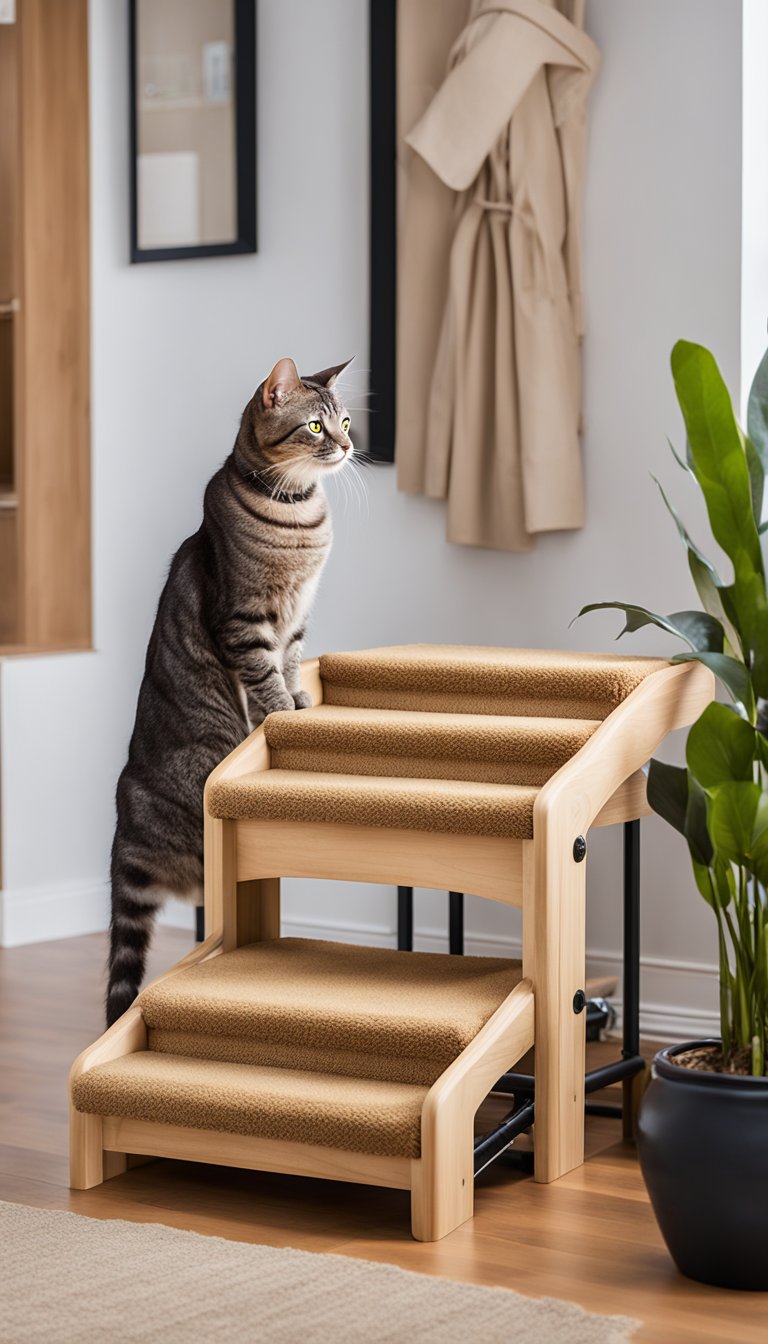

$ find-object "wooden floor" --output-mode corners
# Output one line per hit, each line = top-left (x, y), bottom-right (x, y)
(1, 928), (764, 1343)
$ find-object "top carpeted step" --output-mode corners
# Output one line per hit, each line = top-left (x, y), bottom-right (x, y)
(319, 645), (670, 719)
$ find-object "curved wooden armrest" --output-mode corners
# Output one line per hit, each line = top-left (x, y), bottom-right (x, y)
(534, 659), (714, 837)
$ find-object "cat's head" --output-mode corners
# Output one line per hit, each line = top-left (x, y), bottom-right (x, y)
(243, 356), (354, 492)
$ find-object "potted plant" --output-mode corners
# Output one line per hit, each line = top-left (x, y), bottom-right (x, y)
(579, 338), (768, 1291)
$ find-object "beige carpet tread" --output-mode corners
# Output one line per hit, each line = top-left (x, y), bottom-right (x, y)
(145, 1028), (452, 1087)
(71, 1054), (428, 1157)
(138, 939), (523, 1069)
(264, 704), (599, 786)
(207, 769), (539, 837)
(319, 644), (669, 719)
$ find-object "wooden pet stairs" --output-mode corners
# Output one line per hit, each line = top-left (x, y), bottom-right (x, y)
(70, 645), (712, 1240)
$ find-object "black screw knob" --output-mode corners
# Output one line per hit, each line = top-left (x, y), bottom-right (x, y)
(573, 835), (587, 862)
(573, 989), (587, 1014)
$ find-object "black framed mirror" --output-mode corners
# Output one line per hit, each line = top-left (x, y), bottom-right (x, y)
(368, 0), (396, 462)
(129, 0), (256, 263)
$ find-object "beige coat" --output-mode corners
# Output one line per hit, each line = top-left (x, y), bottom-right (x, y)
(396, 0), (600, 551)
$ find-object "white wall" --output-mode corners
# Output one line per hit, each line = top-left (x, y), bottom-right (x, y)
(0, 0), (751, 1037)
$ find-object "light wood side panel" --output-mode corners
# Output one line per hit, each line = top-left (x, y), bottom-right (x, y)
(237, 820), (523, 906)
(412, 980), (534, 1242)
(101, 1118), (412, 1191)
(16, 0), (90, 648)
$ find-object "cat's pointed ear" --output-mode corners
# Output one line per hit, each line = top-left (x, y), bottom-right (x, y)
(262, 357), (302, 409)
(304, 357), (355, 389)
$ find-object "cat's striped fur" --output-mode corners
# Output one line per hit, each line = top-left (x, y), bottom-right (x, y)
(106, 357), (352, 1026)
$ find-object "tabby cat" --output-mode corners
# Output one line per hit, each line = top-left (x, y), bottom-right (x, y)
(105, 356), (353, 1026)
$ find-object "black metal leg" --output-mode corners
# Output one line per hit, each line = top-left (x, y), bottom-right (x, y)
(195, 904), (205, 943)
(623, 819), (641, 1060)
(449, 891), (464, 955)
(397, 886), (414, 951)
(622, 818), (646, 1135)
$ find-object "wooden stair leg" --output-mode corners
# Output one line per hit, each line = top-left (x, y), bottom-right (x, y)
(69, 1107), (104, 1189)
(410, 1120), (474, 1243)
(236, 878), (281, 946)
(411, 980), (535, 1240)
(523, 836), (586, 1184)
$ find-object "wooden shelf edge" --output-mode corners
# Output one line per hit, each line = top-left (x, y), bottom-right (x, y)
(0, 640), (95, 659)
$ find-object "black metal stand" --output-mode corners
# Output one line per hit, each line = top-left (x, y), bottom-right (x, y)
(473, 1101), (535, 1177)
(195, 905), (205, 943)
(449, 891), (464, 955)
(395, 886), (464, 954)
(397, 886), (414, 951)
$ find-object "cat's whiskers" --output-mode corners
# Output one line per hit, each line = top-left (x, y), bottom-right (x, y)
(345, 457), (370, 518)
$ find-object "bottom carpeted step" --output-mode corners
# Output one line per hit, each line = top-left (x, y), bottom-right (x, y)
(71, 1054), (428, 1158)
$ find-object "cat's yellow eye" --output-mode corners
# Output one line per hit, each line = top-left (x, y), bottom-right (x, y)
(341, 417), (351, 433)
(307, 420), (323, 435)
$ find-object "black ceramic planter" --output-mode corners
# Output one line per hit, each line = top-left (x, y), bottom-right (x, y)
(637, 1040), (768, 1291)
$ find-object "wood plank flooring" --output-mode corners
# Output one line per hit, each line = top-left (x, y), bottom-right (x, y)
(1, 928), (765, 1343)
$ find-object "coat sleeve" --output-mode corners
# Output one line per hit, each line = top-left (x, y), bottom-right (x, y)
(406, 0), (598, 192)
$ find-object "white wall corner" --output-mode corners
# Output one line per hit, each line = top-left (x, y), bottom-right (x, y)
(741, 0), (768, 409)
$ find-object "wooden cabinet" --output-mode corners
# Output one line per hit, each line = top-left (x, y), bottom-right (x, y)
(0, 0), (91, 651)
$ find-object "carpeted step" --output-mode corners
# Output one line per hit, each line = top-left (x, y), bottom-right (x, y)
(71, 1054), (428, 1157)
(137, 939), (523, 1086)
(207, 769), (539, 837)
(264, 704), (599, 787)
(319, 644), (669, 719)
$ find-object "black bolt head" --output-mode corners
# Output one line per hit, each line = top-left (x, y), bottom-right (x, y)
(573, 835), (587, 862)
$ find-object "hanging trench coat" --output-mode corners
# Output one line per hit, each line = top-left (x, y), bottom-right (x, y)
(395, 0), (600, 551)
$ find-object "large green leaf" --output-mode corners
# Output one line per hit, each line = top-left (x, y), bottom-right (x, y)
(646, 759), (689, 836)
(708, 781), (768, 886)
(747, 342), (768, 476)
(708, 781), (761, 861)
(653, 477), (742, 652)
(647, 759), (712, 864)
(745, 433), (765, 529)
(686, 701), (757, 787)
(576, 602), (723, 653)
(685, 773), (715, 865)
(672, 341), (768, 695)
(671, 341), (764, 582)
(671, 651), (756, 721)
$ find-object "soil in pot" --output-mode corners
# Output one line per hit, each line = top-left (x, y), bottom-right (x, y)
(638, 1040), (768, 1291)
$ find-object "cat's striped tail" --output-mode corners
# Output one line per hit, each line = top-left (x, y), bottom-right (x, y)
(105, 864), (160, 1027)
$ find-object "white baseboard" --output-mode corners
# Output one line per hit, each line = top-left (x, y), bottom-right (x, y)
(0, 881), (195, 946)
(0, 883), (720, 1041)
(281, 914), (721, 1042)
(0, 880), (110, 948)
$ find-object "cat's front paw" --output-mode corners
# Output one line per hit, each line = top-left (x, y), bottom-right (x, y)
(263, 691), (295, 716)
(292, 690), (312, 710)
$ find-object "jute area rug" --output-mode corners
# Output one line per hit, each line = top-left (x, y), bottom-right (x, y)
(1, 1200), (638, 1343)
